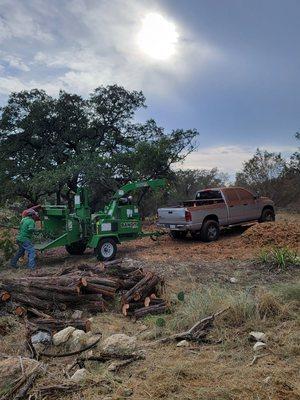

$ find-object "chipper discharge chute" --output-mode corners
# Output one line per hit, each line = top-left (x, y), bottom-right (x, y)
(34, 179), (165, 261)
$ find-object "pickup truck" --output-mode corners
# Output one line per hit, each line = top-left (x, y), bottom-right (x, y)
(157, 187), (275, 242)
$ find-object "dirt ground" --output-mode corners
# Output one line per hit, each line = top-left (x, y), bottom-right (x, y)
(0, 211), (299, 400)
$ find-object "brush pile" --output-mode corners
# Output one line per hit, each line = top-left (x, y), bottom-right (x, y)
(0, 259), (167, 326)
(242, 221), (300, 248)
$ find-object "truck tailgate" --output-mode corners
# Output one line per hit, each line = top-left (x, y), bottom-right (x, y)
(157, 208), (186, 225)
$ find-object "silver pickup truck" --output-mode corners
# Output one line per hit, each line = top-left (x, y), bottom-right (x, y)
(157, 187), (275, 242)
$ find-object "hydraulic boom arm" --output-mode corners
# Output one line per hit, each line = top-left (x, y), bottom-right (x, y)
(113, 178), (166, 199)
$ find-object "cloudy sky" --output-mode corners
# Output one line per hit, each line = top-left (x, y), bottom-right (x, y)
(0, 0), (299, 176)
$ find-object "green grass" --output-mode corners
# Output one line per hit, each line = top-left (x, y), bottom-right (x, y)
(258, 246), (300, 270)
(144, 284), (295, 338)
(271, 282), (300, 303)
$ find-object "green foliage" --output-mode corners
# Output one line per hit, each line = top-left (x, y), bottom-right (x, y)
(177, 291), (185, 302)
(0, 230), (16, 260)
(0, 86), (198, 207)
(168, 168), (228, 203)
(272, 282), (300, 303)
(258, 247), (300, 270)
(156, 317), (166, 327)
(235, 149), (286, 196)
(236, 134), (300, 207)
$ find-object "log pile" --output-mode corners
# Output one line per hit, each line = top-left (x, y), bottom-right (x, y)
(0, 259), (167, 324)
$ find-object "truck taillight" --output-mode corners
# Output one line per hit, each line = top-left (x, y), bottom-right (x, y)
(185, 210), (192, 222)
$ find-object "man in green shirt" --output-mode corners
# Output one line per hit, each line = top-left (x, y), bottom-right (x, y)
(10, 209), (38, 269)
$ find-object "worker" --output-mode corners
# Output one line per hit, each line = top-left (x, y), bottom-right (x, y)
(10, 209), (39, 270)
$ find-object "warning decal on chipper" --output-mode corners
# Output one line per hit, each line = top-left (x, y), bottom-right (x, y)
(121, 222), (138, 229)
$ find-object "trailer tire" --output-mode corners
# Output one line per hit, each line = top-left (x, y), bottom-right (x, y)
(95, 238), (117, 261)
(170, 231), (187, 240)
(259, 208), (275, 223)
(200, 220), (220, 242)
(65, 241), (87, 255)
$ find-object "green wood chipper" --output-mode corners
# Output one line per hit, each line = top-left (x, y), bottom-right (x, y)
(34, 179), (165, 261)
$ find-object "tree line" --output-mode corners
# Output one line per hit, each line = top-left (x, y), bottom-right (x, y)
(0, 85), (299, 214)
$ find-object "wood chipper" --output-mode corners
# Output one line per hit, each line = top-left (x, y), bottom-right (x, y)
(34, 179), (165, 261)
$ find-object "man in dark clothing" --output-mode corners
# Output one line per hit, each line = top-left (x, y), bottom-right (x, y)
(10, 209), (38, 269)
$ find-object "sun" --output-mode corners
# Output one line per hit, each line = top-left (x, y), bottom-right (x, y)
(137, 13), (178, 60)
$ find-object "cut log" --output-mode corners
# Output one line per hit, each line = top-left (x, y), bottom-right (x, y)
(83, 283), (116, 298)
(134, 303), (167, 319)
(30, 318), (91, 333)
(0, 291), (11, 302)
(122, 304), (130, 316)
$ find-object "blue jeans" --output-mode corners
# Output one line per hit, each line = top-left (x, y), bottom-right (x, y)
(11, 240), (36, 269)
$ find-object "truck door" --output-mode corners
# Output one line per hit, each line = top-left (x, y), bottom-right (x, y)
(236, 188), (260, 221)
(222, 188), (243, 224)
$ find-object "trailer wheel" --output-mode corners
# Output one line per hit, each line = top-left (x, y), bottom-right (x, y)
(65, 240), (87, 255)
(259, 208), (275, 223)
(95, 238), (117, 261)
(200, 220), (220, 242)
(170, 231), (187, 240)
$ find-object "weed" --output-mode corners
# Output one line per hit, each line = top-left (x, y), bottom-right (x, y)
(258, 246), (300, 270)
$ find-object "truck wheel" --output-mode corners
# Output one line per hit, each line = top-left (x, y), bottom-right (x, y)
(65, 241), (87, 255)
(95, 238), (117, 261)
(170, 231), (187, 240)
(259, 208), (275, 222)
(200, 220), (220, 242)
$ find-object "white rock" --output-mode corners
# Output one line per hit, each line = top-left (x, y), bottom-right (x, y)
(70, 368), (87, 383)
(31, 330), (51, 345)
(253, 341), (267, 351)
(68, 329), (87, 351)
(71, 310), (83, 320)
(249, 331), (267, 343)
(53, 326), (76, 346)
(229, 277), (237, 283)
(176, 340), (189, 347)
(102, 334), (136, 354)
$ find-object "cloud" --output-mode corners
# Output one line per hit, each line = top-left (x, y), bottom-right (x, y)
(0, 0), (222, 97)
(178, 144), (296, 176)
(0, 52), (30, 72)
(0, 0), (53, 43)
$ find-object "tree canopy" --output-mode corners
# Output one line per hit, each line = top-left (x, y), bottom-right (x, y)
(0, 85), (198, 207)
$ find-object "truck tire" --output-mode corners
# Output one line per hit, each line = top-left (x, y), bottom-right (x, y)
(95, 238), (117, 261)
(200, 220), (220, 242)
(259, 208), (275, 223)
(170, 231), (187, 240)
(65, 240), (87, 255)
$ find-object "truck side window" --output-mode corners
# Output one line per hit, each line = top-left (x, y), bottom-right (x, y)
(236, 188), (254, 201)
(223, 188), (239, 203)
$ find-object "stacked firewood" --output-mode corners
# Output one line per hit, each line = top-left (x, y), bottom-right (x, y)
(0, 259), (167, 322)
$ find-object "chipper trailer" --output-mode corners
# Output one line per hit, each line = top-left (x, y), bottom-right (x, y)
(34, 179), (165, 261)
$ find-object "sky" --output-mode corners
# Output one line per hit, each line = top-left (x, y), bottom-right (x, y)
(0, 0), (299, 176)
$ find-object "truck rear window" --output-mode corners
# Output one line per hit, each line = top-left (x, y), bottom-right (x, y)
(195, 190), (223, 200)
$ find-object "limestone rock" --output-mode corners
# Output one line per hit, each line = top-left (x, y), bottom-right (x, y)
(177, 340), (189, 347)
(249, 331), (267, 343)
(253, 341), (267, 351)
(102, 334), (136, 354)
(53, 326), (75, 346)
(70, 368), (87, 383)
